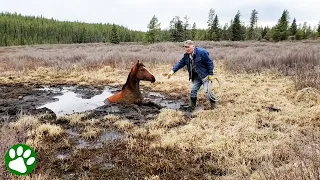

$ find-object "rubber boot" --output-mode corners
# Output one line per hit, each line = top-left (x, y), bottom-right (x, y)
(188, 97), (197, 112)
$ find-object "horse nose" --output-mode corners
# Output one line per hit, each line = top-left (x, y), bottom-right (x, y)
(151, 76), (156, 83)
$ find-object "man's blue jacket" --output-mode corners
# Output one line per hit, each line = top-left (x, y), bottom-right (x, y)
(172, 46), (214, 80)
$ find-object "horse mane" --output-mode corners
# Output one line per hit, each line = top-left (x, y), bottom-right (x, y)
(122, 70), (131, 90)
(121, 61), (143, 90)
(104, 60), (155, 105)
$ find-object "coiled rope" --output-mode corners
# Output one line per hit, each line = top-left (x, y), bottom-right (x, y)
(203, 76), (222, 102)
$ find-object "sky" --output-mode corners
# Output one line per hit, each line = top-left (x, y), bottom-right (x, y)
(1, 0), (319, 31)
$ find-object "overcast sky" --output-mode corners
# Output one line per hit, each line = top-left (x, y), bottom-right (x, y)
(2, 0), (319, 31)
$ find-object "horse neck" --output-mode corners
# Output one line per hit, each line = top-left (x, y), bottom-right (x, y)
(124, 74), (141, 94)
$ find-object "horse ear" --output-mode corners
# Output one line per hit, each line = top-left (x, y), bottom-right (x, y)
(137, 60), (140, 64)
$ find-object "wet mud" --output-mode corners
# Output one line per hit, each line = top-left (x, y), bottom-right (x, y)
(0, 83), (213, 179)
(0, 84), (59, 123)
(0, 83), (186, 124)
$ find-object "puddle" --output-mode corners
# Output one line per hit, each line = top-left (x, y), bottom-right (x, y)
(66, 129), (80, 137)
(56, 129), (125, 165)
(56, 152), (70, 160)
(94, 156), (115, 170)
(37, 86), (113, 116)
(76, 139), (103, 149)
(66, 129), (125, 150)
(37, 86), (184, 117)
(99, 130), (125, 142)
(144, 92), (184, 109)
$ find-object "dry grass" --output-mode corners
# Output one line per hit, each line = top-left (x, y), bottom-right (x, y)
(147, 109), (186, 130)
(9, 115), (40, 130)
(62, 113), (89, 126)
(0, 125), (27, 179)
(1, 41), (320, 179)
(104, 114), (122, 123)
(1, 115), (69, 179)
(258, 130), (320, 180)
(35, 123), (63, 138)
(25, 123), (64, 150)
(0, 41), (319, 90)
(81, 126), (102, 140)
(113, 119), (134, 132)
(9, 173), (60, 180)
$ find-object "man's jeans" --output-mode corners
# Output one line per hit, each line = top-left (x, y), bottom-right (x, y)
(190, 75), (216, 102)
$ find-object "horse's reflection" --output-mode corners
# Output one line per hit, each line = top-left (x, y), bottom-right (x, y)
(104, 60), (156, 105)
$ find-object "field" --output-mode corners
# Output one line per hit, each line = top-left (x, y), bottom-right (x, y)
(0, 40), (320, 179)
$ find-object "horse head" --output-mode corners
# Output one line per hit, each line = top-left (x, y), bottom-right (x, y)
(105, 60), (156, 105)
(122, 60), (155, 90)
(132, 60), (155, 83)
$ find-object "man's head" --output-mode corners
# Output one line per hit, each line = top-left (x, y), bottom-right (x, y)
(183, 40), (195, 54)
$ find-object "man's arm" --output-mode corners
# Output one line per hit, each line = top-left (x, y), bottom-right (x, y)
(172, 56), (186, 73)
(202, 51), (214, 75)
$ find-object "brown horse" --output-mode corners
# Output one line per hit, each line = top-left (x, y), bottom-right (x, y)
(104, 60), (156, 105)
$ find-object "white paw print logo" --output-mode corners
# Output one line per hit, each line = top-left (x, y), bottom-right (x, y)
(5, 144), (37, 176)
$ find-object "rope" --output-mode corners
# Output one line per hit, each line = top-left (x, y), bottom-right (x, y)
(202, 76), (222, 102)
(209, 77), (222, 102)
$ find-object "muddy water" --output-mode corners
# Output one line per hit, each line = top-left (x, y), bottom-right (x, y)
(0, 84), (186, 123)
(37, 86), (113, 116)
(56, 128), (126, 161)
(0, 84), (189, 178)
(0, 84), (61, 123)
(37, 86), (184, 117)
(66, 128), (125, 150)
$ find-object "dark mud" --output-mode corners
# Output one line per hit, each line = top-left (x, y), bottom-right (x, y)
(0, 83), (187, 124)
(0, 84), (60, 123)
(0, 84), (221, 179)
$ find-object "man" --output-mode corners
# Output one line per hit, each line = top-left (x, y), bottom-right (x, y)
(167, 40), (217, 111)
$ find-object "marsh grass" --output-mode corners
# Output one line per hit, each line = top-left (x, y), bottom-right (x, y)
(0, 124), (28, 179)
(1, 41), (319, 90)
(258, 130), (320, 180)
(1, 41), (320, 179)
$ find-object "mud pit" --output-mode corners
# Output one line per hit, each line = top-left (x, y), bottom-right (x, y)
(0, 83), (192, 179)
(0, 83), (186, 124)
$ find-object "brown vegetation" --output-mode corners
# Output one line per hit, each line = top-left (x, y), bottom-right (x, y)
(0, 41), (319, 179)
(0, 41), (319, 90)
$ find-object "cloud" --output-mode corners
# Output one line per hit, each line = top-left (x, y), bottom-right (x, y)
(1, 0), (319, 31)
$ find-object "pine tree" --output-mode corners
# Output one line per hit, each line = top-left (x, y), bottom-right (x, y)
(169, 16), (184, 42)
(221, 23), (229, 40)
(212, 15), (220, 41)
(159, 29), (171, 42)
(295, 29), (304, 40)
(305, 24), (313, 39)
(191, 22), (197, 40)
(261, 26), (269, 39)
(207, 8), (215, 40)
(273, 9), (289, 41)
(317, 21), (320, 36)
(301, 22), (308, 39)
(110, 24), (120, 44)
(248, 9), (258, 40)
(289, 18), (297, 36)
(146, 15), (161, 43)
(231, 10), (244, 41)
(183, 16), (192, 40)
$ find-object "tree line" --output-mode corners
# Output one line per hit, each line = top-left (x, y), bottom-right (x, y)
(0, 12), (144, 46)
(146, 9), (320, 43)
(0, 10), (319, 46)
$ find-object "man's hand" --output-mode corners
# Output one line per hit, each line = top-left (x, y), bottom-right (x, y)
(167, 70), (174, 79)
(208, 75), (215, 81)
